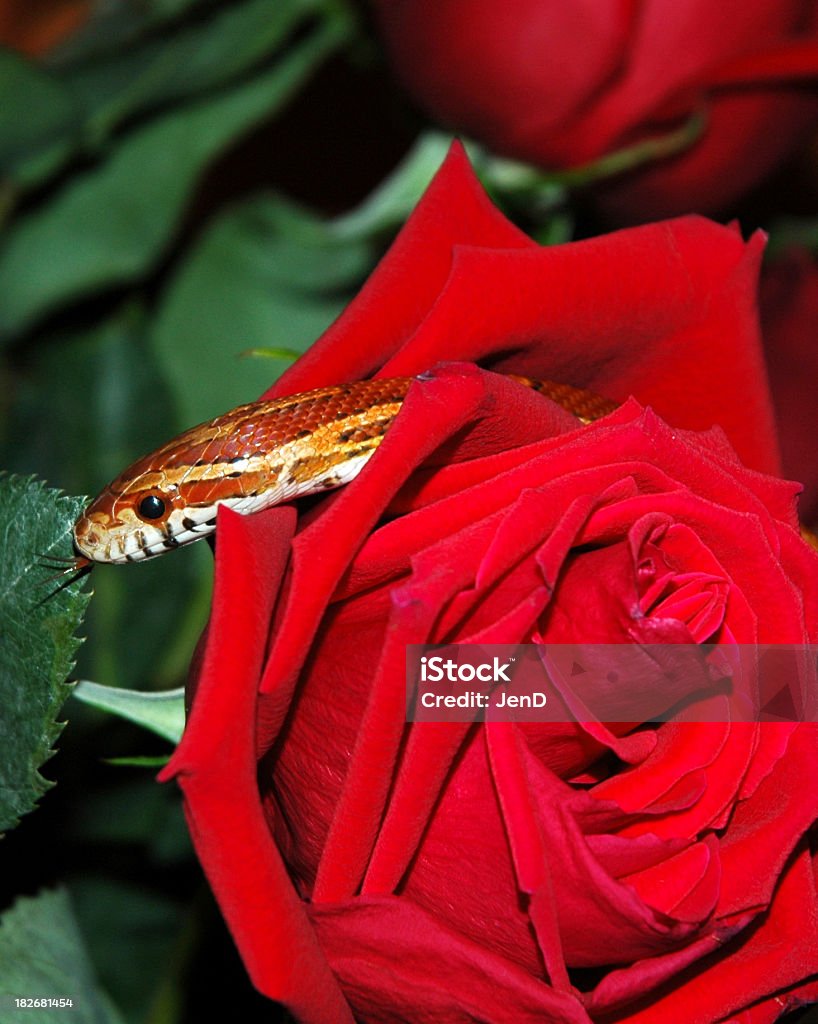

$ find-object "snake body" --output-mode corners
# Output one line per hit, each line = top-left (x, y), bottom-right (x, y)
(70, 374), (617, 569)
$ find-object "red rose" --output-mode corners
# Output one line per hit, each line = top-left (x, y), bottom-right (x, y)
(371, 0), (818, 221)
(761, 248), (818, 529)
(161, 146), (818, 1022)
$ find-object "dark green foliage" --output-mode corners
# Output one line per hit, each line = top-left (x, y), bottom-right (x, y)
(0, 475), (89, 833)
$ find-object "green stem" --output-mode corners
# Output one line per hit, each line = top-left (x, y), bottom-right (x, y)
(554, 109), (708, 186)
(471, 108), (708, 213)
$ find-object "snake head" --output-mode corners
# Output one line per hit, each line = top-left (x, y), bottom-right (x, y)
(72, 444), (231, 563)
(72, 487), (178, 564)
(34, 487), (167, 602)
(71, 462), (224, 566)
(71, 406), (281, 565)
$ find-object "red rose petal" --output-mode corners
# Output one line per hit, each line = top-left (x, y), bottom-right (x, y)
(309, 896), (592, 1024)
(160, 507), (355, 1024)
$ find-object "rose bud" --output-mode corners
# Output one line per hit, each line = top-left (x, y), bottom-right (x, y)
(371, 0), (818, 222)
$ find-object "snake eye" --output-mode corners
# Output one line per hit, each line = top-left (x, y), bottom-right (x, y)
(137, 494), (166, 520)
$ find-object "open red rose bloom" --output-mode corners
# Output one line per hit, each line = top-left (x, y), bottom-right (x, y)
(160, 147), (818, 1023)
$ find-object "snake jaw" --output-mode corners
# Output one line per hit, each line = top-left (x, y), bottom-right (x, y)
(69, 543), (94, 573)
(69, 552), (93, 573)
(34, 548), (93, 607)
(37, 547), (93, 576)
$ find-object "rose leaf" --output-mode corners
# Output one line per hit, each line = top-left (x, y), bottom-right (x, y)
(0, 474), (90, 835)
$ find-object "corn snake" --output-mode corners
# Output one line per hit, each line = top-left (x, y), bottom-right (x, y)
(65, 374), (617, 573)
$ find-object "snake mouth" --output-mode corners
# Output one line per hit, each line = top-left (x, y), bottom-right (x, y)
(36, 545), (94, 605)
(71, 539), (94, 573)
(70, 507), (219, 565)
(38, 554), (92, 576)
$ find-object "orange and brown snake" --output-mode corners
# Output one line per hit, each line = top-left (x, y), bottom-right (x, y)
(66, 374), (617, 573)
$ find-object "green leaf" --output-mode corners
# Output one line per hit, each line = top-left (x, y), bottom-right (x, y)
(1, 305), (177, 495)
(68, 879), (185, 1024)
(0, 475), (90, 834)
(0, 49), (81, 187)
(0, 889), (124, 1024)
(151, 193), (372, 423)
(332, 130), (456, 241)
(48, 0), (215, 66)
(64, 0), (324, 146)
(0, 13), (350, 343)
(72, 682), (186, 744)
(6, 1), (353, 194)
(326, 128), (563, 247)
